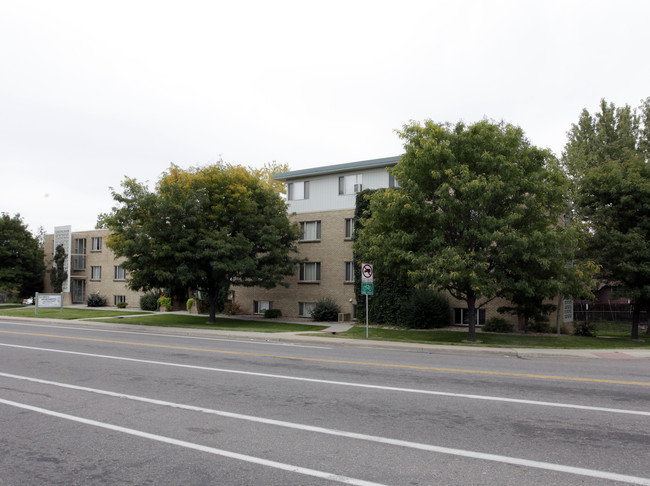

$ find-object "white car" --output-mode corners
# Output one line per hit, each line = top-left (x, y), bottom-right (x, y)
(22, 297), (34, 305)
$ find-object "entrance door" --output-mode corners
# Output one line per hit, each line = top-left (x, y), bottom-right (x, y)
(72, 279), (85, 304)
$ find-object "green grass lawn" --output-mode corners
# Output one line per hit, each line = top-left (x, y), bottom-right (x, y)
(0, 307), (150, 320)
(92, 313), (329, 333)
(335, 325), (650, 349)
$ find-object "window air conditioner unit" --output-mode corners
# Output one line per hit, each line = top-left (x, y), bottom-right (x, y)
(353, 184), (362, 193)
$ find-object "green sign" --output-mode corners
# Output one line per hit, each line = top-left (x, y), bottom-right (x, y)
(361, 282), (374, 295)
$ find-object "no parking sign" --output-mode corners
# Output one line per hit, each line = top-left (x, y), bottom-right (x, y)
(361, 263), (373, 295)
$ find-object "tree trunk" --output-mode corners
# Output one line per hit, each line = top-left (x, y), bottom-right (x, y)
(208, 283), (219, 324)
(631, 301), (640, 340)
(466, 292), (477, 342)
(523, 315), (529, 334)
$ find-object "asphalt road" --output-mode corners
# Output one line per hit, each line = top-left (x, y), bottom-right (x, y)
(1, 318), (649, 485)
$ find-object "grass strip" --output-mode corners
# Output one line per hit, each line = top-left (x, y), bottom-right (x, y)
(333, 326), (650, 349)
(92, 313), (328, 333)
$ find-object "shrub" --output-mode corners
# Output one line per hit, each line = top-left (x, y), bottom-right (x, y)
(87, 292), (107, 307)
(116, 301), (128, 309)
(528, 319), (552, 333)
(157, 295), (172, 310)
(224, 301), (241, 315)
(399, 288), (450, 329)
(310, 297), (341, 322)
(264, 308), (282, 318)
(574, 321), (597, 337)
(186, 298), (195, 312)
(483, 317), (514, 333)
(140, 292), (159, 311)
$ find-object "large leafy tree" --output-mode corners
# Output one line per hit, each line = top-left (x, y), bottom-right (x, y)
(0, 213), (45, 299)
(99, 163), (302, 322)
(356, 120), (586, 341)
(563, 98), (650, 339)
(49, 244), (68, 293)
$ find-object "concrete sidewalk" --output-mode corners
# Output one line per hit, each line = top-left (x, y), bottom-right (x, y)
(1, 311), (649, 360)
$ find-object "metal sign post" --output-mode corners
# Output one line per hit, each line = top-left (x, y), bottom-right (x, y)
(361, 263), (374, 339)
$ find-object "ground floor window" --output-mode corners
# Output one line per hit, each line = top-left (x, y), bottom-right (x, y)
(454, 308), (486, 326)
(254, 300), (272, 314)
(114, 295), (126, 305)
(299, 302), (315, 317)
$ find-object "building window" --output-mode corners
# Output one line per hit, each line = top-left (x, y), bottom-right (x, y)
(338, 174), (363, 195)
(345, 262), (354, 282)
(299, 302), (315, 317)
(114, 295), (126, 305)
(300, 221), (321, 241)
(454, 308), (486, 326)
(299, 262), (321, 282)
(72, 238), (86, 270)
(90, 266), (102, 280)
(91, 237), (102, 251)
(344, 218), (354, 239)
(288, 181), (309, 201)
(254, 300), (272, 314)
(114, 265), (126, 280)
(389, 173), (399, 188)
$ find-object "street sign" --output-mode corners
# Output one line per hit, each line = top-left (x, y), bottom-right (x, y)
(361, 282), (374, 295)
(361, 263), (373, 283)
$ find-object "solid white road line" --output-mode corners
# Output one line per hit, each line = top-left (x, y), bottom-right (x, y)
(0, 397), (387, 486)
(1, 342), (649, 417)
(2, 374), (649, 485)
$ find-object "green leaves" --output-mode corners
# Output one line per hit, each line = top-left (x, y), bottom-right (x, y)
(101, 163), (301, 322)
(357, 119), (579, 340)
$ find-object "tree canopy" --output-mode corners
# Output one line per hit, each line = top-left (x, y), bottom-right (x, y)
(563, 98), (650, 339)
(0, 213), (45, 300)
(99, 163), (301, 322)
(356, 120), (590, 340)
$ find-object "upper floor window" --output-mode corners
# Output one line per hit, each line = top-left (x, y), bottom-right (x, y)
(91, 236), (102, 251)
(344, 218), (354, 239)
(338, 174), (363, 195)
(288, 181), (310, 200)
(72, 238), (86, 270)
(300, 221), (321, 241)
(90, 266), (102, 280)
(299, 262), (321, 282)
(114, 265), (126, 280)
(345, 261), (354, 282)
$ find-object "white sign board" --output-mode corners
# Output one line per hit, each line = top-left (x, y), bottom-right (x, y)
(35, 292), (64, 314)
(37, 293), (62, 307)
(361, 263), (374, 283)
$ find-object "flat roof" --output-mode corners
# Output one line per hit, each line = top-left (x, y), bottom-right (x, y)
(274, 155), (401, 181)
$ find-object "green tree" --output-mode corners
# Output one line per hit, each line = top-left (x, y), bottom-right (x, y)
(563, 98), (650, 339)
(49, 244), (68, 292)
(0, 213), (45, 299)
(248, 161), (290, 195)
(356, 120), (583, 341)
(99, 163), (302, 322)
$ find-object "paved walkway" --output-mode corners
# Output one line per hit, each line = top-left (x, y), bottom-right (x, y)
(2, 309), (649, 360)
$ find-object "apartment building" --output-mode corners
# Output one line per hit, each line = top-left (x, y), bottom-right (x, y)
(234, 156), (401, 319)
(43, 227), (143, 306)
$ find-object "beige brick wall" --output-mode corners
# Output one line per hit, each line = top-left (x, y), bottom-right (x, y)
(234, 209), (357, 318)
(43, 229), (144, 307)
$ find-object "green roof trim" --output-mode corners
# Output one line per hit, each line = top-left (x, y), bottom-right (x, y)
(274, 155), (402, 181)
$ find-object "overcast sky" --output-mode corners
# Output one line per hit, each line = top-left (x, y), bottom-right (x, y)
(2, 0), (649, 235)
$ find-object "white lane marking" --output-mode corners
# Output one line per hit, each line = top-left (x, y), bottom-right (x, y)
(0, 398), (386, 486)
(1, 342), (649, 417)
(0, 320), (331, 349)
(2, 377), (649, 486)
